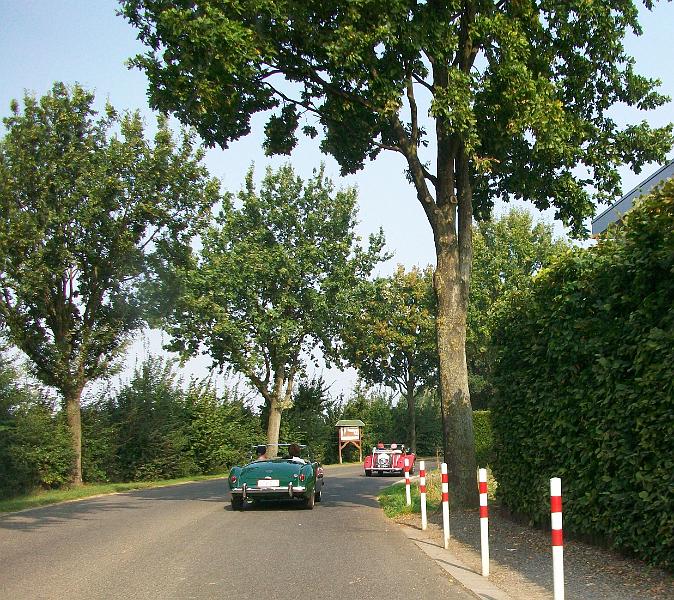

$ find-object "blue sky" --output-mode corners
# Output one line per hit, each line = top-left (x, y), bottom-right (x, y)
(2, 0), (672, 398)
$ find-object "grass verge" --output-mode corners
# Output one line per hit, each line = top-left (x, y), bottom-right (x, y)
(0, 473), (227, 514)
(378, 468), (497, 519)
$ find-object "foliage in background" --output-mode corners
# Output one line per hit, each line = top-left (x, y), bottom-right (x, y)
(278, 376), (341, 464)
(0, 355), (73, 497)
(472, 410), (493, 469)
(0, 82), (220, 485)
(82, 357), (262, 482)
(490, 181), (674, 569)
(340, 265), (437, 453)
(467, 209), (568, 409)
(164, 163), (386, 457)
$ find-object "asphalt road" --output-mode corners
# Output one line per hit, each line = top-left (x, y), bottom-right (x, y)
(0, 463), (474, 600)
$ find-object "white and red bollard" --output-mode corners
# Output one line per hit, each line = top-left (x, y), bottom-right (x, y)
(550, 477), (564, 600)
(441, 462), (450, 548)
(419, 460), (427, 530)
(404, 458), (411, 506)
(478, 468), (490, 577)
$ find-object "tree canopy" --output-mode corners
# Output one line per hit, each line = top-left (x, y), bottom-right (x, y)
(341, 265), (437, 452)
(165, 163), (386, 453)
(0, 82), (220, 483)
(467, 209), (568, 408)
(122, 0), (672, 505)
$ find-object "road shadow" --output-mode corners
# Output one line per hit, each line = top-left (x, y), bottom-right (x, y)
(0, 479), (229, 531)
(0, 498), (146, 532)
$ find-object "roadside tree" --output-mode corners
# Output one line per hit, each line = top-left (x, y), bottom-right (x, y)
(0, 83), (220, 484)
(341, 265), (437, 453)
(122, 0), (672, 505)
(468, 209), (568, 408)
(164, 164), (385, 456)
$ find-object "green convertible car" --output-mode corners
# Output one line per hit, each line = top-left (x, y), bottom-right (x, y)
(228, 444), (324, 510)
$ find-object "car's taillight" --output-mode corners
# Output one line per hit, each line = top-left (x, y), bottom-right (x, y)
(299, 473), (306, 482)
(230, 475), (237, 484)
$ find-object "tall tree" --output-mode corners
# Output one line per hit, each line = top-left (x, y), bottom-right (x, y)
(341, 265), (437, 452)
(468, 209), (568, 408)
(165, 164), (385, 456)
(0, 83), (220, 484)
(121, 0), (672, 505)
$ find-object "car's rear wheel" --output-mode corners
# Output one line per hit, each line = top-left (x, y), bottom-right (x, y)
(365, 470), (371, 477)
(231, 495), (244, 511)
(315, 487), (322, 502)
(304, 490), (315, 510)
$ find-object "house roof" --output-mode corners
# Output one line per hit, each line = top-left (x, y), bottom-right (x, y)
(335, 419), (365, 427)
(592, 160), (674, 235)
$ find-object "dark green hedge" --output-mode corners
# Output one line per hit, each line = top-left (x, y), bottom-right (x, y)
(473, 410), (493, 468)
(491, 180), (674, 569)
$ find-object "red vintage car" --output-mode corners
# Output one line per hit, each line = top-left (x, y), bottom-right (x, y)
(363, 443), (416, 476)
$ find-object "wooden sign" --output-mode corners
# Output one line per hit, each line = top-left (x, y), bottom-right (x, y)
(339, 426), (360, 441)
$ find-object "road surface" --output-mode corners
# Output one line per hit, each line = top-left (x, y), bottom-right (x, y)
(0, 463), (474, 599)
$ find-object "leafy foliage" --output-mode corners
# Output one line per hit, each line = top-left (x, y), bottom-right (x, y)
(82, 357), (262, 482)
(0, 82), (220, 483)
(490, 181), (674, 568)
(468, 209), (568, 408)
(121, 0), (672, 507)
(341, 265), (437, 451)
(165, 163), (386, 450)
(0, 356), (73, 497)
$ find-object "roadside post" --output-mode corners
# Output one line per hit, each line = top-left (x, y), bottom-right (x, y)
(419, 460), (427, 530)
(404, 458), (411, 506)
(550, 477), (564, 600)
(441, 462), (450, 549)
(478, 468), (489, 577)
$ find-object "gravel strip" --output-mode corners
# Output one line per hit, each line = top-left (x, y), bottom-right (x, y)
(395, 505), (672, 600)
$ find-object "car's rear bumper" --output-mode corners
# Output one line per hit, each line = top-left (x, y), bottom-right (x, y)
(231, 483), (308, 500)
(365, 467), (403, 474)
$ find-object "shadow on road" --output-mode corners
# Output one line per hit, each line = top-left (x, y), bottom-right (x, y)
(0, 479), (229, 531)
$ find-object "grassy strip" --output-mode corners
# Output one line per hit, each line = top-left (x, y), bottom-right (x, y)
(0, 473), (227, 514)
(378, 468), (497, 519)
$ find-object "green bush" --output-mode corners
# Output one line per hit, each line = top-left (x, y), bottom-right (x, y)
(473, 410), (493, 468)
(490, 180), (674, 569)
(0, 356), (74, 498)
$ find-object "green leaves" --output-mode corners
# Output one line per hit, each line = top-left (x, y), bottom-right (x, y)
(167, 162), (386, 410)
(490, 181), (674, 569)
(0, 81), (219, 408)
(0, 83), (220, 486)
(342, 265), (437, 395)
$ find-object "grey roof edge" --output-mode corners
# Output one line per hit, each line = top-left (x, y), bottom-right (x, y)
(592, 159), (674, 234)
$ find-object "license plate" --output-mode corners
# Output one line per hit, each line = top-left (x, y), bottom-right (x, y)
(257, 479), (279, 488)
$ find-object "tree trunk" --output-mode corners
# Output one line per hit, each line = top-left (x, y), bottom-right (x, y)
(65, 386), (84, 486)
(433, 182), (477, 508)
(405, 379), (417, 454)
(266, 397), (283, 458)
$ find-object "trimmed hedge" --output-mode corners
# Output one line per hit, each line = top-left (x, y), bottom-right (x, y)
(491, 180), (674, 569)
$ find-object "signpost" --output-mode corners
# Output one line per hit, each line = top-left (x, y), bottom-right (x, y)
(335, 419), (365, 463)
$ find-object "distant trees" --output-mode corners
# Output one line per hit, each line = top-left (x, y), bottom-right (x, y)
(341, 266), (437, 452)
(0, 83), (220, 484)
(82, 357), (262, 482)
(467, 209), (568, 408)
(164, 164), (386, 456)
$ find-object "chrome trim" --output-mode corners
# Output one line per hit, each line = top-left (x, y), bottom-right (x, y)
(231, 486), (307, 496)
